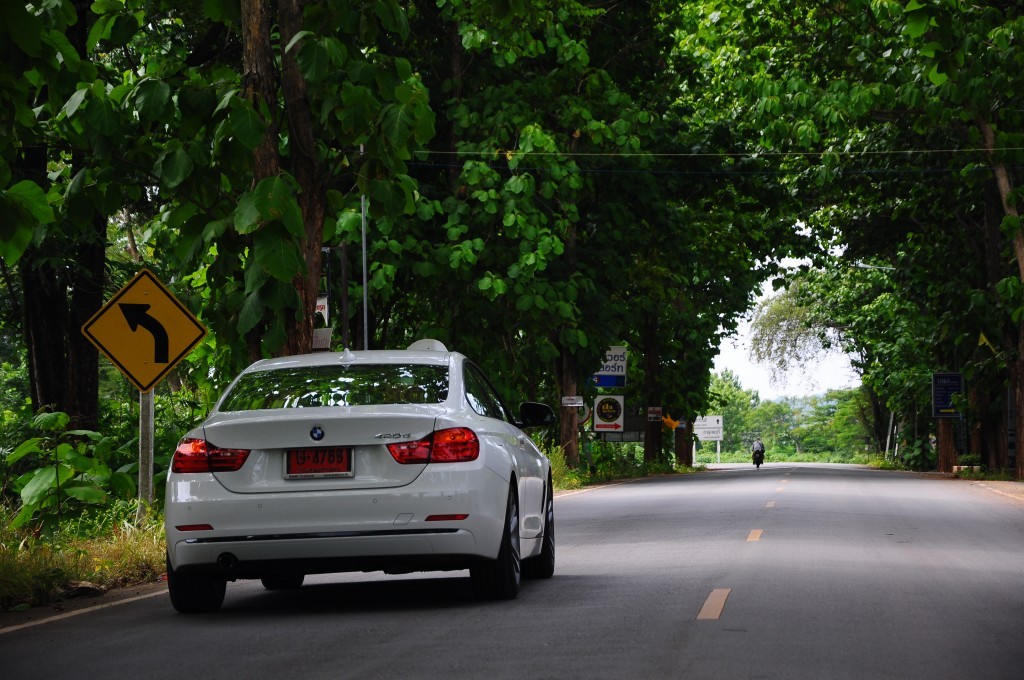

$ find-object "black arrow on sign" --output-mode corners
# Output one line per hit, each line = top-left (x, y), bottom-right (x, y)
(119, 303), (169, 363)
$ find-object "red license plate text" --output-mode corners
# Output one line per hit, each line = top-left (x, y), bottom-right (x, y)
(286, 448), (353, 478)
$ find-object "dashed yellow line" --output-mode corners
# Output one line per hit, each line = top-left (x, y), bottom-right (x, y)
(697, 588), (732, 620)
(766, 501), (776, 508)
(747, 529), (763, 542)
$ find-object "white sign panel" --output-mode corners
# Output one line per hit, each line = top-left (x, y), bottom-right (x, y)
(593, 395), (625, 432)
(561, 395), (585, 408)
(693, 415), (723, 441)
(593, 346), (627, 387)
(315, 295), (329, 325)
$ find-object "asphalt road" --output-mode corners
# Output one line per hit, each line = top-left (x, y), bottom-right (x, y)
(3, 464), (1024, 679)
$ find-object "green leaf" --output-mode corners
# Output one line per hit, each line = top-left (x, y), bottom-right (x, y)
(65, 450), (96, 473)
(253, 175), (294, 221)
(926, 64), (948, 87)
(229, 105), (267, 149)
(237, 291), (264, 334)
(33, 411), (69, 432)
(7, 4), (42, 57)
(7, 181), (55, 224)
(45, 29), (80, 69)
(62, 89), (88, 118)
(134, 79), (171, 121)
(159, 149), (194, 189)
(234, 193), (261, 234)
(108, 14), (140, 47)
(904, 9), (930, 39)
(7, 437), (44, 465)
(62, 482), (108, 504)
(86, 14), (113, 53)
(21, 468), (57, 507)
(297, 41), (331, 81)
(254, 223), (305, 282)
(109, 471), (135, 498)
(0, 212), (34, 266)
(284, 30), (314, 54)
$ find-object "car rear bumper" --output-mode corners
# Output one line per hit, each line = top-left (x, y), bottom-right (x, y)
(165, 467), (508, 575)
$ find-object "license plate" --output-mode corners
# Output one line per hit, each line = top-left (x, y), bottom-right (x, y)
(285, 447), (353, 479)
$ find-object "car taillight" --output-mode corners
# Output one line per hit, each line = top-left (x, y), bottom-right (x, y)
(387, 427), (479, 464)
(172, 437), (251, 473)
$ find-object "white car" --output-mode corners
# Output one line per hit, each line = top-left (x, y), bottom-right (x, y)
(164, 339), (556, 612)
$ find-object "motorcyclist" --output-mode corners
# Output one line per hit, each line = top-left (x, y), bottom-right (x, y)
(751, 437), (765, 468)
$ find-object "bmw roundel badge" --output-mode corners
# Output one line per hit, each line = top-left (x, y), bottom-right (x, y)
(310, 425), (325, 441)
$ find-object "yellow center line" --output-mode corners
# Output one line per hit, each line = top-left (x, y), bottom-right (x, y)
(776, 487), (785, 492)
(781, 479), (789, 483)
(766, 501), (776, 508)
(697, 588), (732, 620)
(747, 529), (763, 542)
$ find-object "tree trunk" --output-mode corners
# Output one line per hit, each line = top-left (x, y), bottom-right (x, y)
(642, 311), (661, 465)
(675, 423), (693, 467)
(936, 417), (956, 473)
(1014, 340), (1024, 479)
(279, 0), (324, 356)
(978, 116), (1024, 478)
(558, 348), (580, 469)
(18, 164), (104, 433)
(241, 0), (282, 362)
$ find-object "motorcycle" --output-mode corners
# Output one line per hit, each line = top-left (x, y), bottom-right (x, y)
(752, 450), (764, 468)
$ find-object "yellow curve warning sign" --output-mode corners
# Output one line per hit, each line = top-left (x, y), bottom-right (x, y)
(81, 269), (206, 392)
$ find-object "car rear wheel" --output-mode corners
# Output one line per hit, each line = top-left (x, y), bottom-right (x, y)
(523, 481), (555, 579)
(166, 555), (226, 614)
(261, 574), (305, 590)
(470, 486), (521, 599)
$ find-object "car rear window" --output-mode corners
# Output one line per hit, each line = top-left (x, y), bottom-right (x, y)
(218, 364), (449, 410)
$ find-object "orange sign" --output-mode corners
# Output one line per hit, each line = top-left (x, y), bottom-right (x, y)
(81, 269), (206, 392)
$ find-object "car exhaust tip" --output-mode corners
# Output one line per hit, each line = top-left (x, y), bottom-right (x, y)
(217, 553), (238, 571)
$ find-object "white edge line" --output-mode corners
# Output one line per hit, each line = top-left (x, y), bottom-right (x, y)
(0, 589), (166, 635)
(554, 478), (636, 498)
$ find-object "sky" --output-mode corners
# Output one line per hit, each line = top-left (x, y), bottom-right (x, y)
(712, 315), (860, 401)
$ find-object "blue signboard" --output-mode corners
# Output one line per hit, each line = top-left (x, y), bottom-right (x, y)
(592, 374), (626, 388)
(931, 372), (963, 418)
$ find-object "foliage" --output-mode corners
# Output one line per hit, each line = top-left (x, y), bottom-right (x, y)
(547, 445), (584, 491)
(900, 438), (936, 472)
(702, 377), (887, 464)
(6, 411), (136, 533)
(0, 500), (164, 610)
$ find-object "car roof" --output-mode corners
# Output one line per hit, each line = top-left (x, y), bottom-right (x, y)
(242, 346), (459, 374)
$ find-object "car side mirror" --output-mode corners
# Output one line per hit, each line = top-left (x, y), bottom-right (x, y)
(518, 402), (556, 428)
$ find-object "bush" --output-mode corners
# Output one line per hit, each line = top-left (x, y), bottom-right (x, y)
(548, 446), (585, 490)
(0, 500), (165, 610)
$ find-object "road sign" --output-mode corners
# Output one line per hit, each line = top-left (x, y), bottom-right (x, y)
(82, 269), (206, 392)
(592, 346), (627, 388)
(562, 395), (585, 408)
(593, 395), (624, 432)
(694, 415), (723, 441)
(647, 406), (663, 421)
(932, 372), (963, 418)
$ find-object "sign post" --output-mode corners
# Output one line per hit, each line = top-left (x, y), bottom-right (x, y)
(82, 269), (207, 510)
(694, 415), (724, 463)
(593, 396), (625, 433)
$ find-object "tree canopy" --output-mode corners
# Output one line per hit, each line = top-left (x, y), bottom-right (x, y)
(3, 0), (1024, 481)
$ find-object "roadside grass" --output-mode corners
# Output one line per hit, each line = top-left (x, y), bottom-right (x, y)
(0, 501), (165, 611)
(695, 448), (880, 466)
